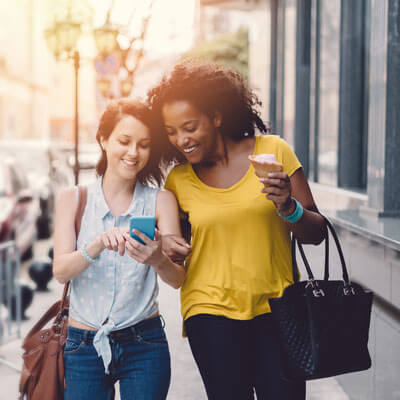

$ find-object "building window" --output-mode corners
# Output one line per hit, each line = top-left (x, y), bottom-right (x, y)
(317, 0), (341, 186)
(360, 0), (370, 190)
(309, 0), (320, 182)
(282, 0), (296, 147)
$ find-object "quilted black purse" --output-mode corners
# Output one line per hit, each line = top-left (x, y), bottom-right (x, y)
(269, 216), (373, 381)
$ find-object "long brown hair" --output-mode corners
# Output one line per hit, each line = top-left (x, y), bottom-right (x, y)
(95, 99), (164, 186)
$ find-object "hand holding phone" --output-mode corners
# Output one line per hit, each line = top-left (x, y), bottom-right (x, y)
(129, 216), (156, 245)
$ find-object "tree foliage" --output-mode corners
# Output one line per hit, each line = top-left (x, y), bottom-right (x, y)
(182, 28), (249, 80)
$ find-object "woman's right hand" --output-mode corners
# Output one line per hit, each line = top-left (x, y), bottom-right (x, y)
(161, 234), (191, 264)
(98, 227), (129, 256)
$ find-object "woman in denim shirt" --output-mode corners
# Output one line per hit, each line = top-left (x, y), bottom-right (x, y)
(53, 99), (186, 400)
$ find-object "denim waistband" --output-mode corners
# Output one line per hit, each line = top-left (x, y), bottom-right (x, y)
(67, 315), (164, 343)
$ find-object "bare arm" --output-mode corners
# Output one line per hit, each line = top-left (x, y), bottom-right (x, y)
(53, 188), (105, 284)
(153, 189), (187, 288)
(261, 168), (326, 244)
(124, 190), (186, 289)
(53, 188), (129, 284)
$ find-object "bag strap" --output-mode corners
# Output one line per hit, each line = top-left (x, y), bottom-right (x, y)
(59, 185), (88, 312)
(324, 228), (329, 280)
(23, 300), (61, 340)
(291, 234), (315, 282)
(291, 233), (329, 282)
(322, 216), (350, 283)
(74, 185), (88, 239)
(291, 215), (350, 285)
(291, 236), (300, 282)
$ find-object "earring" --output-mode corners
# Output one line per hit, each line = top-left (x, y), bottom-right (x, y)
(214, 113), (222, 128)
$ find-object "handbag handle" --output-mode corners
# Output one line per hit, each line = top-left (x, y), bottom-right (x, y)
(321, 216), (350, 284)
(291, 218), (330, 283)
(23, 301), (62, 340)
(291, 215), (351, 286)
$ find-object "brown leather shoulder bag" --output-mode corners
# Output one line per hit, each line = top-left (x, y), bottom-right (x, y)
(19, 185), (87, 400)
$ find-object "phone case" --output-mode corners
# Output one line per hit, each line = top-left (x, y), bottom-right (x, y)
(129, 216), (156, 245)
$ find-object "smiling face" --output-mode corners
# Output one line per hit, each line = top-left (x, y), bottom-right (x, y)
(101, 115), (151, 181)
(161, 100), (222, 165)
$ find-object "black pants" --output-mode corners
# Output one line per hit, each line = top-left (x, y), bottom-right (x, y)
(185, 313), (306, 400)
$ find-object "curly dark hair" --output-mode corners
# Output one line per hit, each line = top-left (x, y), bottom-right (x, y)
(95, 98), (164, 186)
(147, 59), (268, 164)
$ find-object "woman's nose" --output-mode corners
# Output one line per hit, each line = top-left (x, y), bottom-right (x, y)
(176, 132), (189, 148)
(127, 145), (138, 157)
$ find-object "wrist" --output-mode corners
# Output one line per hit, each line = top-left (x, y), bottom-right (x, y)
(278, 197), (304, 223)
(94, 235), (105, 252)
(279, 197), (296, 217)
(152, 252), (168, 270)
(80, 242), (99, 264)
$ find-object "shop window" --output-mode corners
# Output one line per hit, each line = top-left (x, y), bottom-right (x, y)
(317, 0), (341, 186)
(282, 0), (296, 147)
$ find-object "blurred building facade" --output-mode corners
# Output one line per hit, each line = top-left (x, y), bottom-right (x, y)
(0, 0), (49, 140)
(196, 0), (252, 42)
(0, 0), (98, 144)
(200, 1), (400, 399)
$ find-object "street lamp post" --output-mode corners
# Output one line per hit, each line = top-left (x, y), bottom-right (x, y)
(44, 13), (83, 185)
(44, 9), (119, 185)
(73, 50), (80, 185)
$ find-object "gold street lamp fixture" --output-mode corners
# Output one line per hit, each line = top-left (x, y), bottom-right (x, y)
(97, 78), (112, 98)
(120, 78), (134, 98)
(94, 23), (119, 57)
(45, 20), (81, 59)
(44, 8), (119, 184)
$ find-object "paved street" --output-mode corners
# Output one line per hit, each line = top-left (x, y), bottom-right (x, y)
(0, 239), (349, 400)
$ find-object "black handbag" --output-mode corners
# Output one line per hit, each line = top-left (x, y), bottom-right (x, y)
(269, 216), (373, 381)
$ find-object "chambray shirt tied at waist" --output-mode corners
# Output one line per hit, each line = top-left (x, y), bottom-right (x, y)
(70, 178), (160, 374)
(93, 318), (116, 374)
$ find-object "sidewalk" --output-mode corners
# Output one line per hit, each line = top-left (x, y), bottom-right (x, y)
(0, 239), (350, 400)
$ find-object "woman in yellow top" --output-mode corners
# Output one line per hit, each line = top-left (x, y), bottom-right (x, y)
(148, 60), (326, 400)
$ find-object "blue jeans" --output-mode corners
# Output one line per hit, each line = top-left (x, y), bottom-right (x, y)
(185, 313), (306, 400)
(64, 316), (171, 400)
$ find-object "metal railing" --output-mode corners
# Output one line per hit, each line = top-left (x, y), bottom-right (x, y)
(0, 240), (22, 372)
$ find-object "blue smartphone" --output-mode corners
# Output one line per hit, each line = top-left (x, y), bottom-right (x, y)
(129, 216), (156, 245)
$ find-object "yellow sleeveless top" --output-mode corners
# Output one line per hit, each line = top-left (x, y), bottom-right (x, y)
(165, 135), (302, 323)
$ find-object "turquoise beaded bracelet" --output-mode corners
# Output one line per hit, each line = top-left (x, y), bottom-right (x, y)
(278, 198), (304, 223)
(80, 243), (97, 264)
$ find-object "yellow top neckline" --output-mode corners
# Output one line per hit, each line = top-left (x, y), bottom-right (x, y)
(187, 136), (260, 193)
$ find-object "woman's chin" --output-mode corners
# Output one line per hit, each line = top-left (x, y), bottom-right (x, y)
(182, 151), (202, 164)
(116, 166), (140, 181)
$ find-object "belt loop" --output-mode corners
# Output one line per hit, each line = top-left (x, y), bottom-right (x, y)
(159, 315), (165, 328)
(129, 325), (137, 337)
(83, 330), (90, 345)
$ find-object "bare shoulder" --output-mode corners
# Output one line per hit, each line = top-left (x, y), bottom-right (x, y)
(57, 186), (77, 203)
(56, 187), (78, 214)
(156, 189), (179, 221)
(156, 189), (178, 206)
(156, 189), (181, 234)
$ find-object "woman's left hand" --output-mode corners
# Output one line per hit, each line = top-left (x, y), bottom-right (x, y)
(123, 229), (165, 268)
(260, 172), (295, 215)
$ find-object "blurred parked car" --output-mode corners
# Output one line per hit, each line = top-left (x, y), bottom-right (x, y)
(0, 158), (40, 259)
(0, 141), (73, 239)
